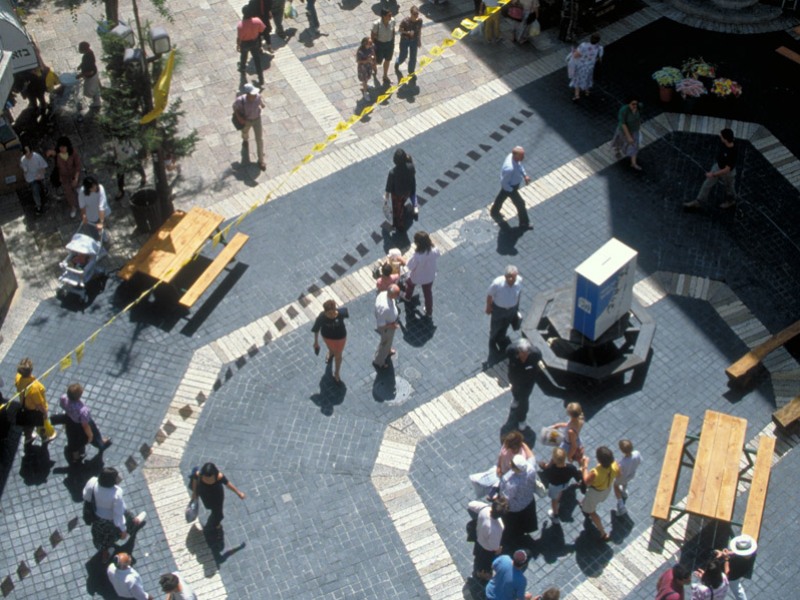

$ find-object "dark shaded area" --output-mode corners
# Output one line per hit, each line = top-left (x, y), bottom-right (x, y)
(309, 366), (347, 416)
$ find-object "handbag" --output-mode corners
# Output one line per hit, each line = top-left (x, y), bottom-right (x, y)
(185, 499), (199, 523)
(232, 112), (245, 131)
(83, 482), (98, 525)
(540, 425), (565, 447)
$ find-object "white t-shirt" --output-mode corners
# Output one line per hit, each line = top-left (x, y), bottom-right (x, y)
(83, 477), (127, 530)
(406, 248), (440, 285)
(617, 450), (641, 485)
(468, 501), (504, 551)
(107, 564), (149, 600)
(20, 152), (48, 183)
(78, 184), (110, 224)
(374, 291), (399, 327)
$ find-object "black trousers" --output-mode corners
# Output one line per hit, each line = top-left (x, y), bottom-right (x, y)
(491, 186), (529, 226)
(239, 39), (264, 84)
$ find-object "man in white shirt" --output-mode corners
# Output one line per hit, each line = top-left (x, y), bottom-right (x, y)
(20, 145), (49, 215)
(107, 553), (153, 600)
(374, 284), (400, 368)
(485, 265), (523, 355)
(468, 496), (508, 581)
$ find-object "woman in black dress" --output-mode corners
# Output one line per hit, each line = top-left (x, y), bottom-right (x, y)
(191, 463), (246, 535)
(384, 149), (417, 233)
(312, 299), (349, 383)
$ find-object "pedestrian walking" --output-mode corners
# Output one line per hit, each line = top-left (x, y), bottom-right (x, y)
(83, 467), (147, 562)
(311, 299), (349, 383)
(498, 454), (540, 544)
(58, 382), (112, 464)
(372, 8), (397, 85)
(395, 6), (423, 80)
(107, 553), (153, 600)
(506, 338), (541, 431)
(485, 265), (522, 356)
(580, 446), (619, 542)
(613, 438), (641, 515)
(490, 146), (532, 229)
(611, 95), (642, 170)
(683, 128), (738, 210)
(538, 447), (580, 525)
(160, 572), (199, 600)
(373, 284), (400, 368)
(237, 4), (266, 87)
(76, 41), (101, 109)
(554, 402), (585, 464)
(78, 175), (110, 234)
(568, 34), (603, 101)
(402, 231), (439, 318)
(233, 84), (267, 170)
(20, 144), (48, 216)
(655, 563), (692, 600)
(14, 357), (57, 446)
(190, 462), (246, 535)
(356, 37), (377, 101)
(249, 0), (275, 54)
(468, 495), (508, 582)
(271, 0), (287, 37)
(48, 136), (82, 219)
(485, 549), (533, 600)
(384, 148), (417, 233)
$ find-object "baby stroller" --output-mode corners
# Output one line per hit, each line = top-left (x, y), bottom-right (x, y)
(56, 223), (108, 303)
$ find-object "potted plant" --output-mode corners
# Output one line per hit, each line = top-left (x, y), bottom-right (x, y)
(675, 78), (708, 99)
(651, 67), (682, 102)
(681, 57), (716, 80)
(710, 78), (743, 98)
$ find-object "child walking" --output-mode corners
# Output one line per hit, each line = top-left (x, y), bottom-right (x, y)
(614, 439), (641, 515)
(555, 402), (585, 464)
(539, 447), (581, 524)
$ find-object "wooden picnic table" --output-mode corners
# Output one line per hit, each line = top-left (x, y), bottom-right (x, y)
(685, 409), (748, 522)
(118, 207), (224, 283)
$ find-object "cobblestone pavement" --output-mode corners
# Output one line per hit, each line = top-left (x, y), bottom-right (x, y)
(2, 0), (800, 598)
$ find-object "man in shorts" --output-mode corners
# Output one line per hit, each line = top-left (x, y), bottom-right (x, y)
(371, 8), (396, 85)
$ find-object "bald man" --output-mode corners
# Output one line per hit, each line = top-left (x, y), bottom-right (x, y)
(107, 553), (153, 600)
(374, 284), (401, 368)
(490, 146), (532, 230)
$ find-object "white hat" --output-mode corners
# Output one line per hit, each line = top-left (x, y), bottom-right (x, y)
(728, 534), (757, 557)
(242, 83), (259, 95)
(511, 454), (528, 471)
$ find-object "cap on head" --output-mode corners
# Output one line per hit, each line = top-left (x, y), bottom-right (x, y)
(511, 454), (528, 471)
(728, 534), (757, 557)
(242, 83), (258, 95)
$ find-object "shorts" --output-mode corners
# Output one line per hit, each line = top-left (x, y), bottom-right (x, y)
(581, 486), (612, 514)
(375, 40), (394, 62)
(547, 482), (567, 500)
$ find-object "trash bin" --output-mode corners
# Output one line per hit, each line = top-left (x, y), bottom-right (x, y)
(129, 189), (162, 233)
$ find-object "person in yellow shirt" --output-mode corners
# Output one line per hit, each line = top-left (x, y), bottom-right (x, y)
(15, 358), (57, 445)
(580, 446), (619, 542)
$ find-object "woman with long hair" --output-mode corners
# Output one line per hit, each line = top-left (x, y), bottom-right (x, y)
(402, 230), (439, 318)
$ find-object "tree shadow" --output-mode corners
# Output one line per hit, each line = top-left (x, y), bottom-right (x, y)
(309, 366), (347, 416)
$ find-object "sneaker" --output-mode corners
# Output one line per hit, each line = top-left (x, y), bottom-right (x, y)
(133, 511), (147, 528)
(69, 209), (77, 218)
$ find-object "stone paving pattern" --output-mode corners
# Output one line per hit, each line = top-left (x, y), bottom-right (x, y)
(2, 0), (800, 598)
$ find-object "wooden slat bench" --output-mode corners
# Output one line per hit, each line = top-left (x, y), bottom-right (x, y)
(741, 435), (775, 542)
(776, 46), (800, 66)
(772, 395), (800, 433)
(178, 232), (249, 309)
(726, 319), (800, 384)
(652, 413), (690, 522)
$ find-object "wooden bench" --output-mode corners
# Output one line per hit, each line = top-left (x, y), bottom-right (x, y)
(773, 395), (800, 433)
(741, 435), (775, 542)
(651, 413), (690, 522)
(178, 232), (249, 309)
(725, 319), (800, 384)
(776, 46), (800, 66)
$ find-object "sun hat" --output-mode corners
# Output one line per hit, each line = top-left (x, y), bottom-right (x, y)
(728, 534), (757, 557)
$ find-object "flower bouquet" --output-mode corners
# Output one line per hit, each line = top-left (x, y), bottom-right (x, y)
(710, 78), (743, 98)
(676, 78), (707, 98)
(682, 57), (716, 79)
(652, 67), (682, 87)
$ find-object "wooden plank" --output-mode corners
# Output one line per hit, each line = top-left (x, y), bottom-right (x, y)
(687, 411), (719, 518)
(118, 211), (186, 281)
(714, 413), (747, 521)
(741, 436), (776, 541)
(776, 46), (800, 66)
(772, 395), (800, 431)
(726, 319), (800, 381)
(151, 207), (225, 282)
(179, 233), (249, 308)
(651, 414), (689, 521)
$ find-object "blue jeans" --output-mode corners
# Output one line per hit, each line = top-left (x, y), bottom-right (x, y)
(396, 38), (418, 73)
(29, 180), (44, 209)
(306, 0), (319, 30)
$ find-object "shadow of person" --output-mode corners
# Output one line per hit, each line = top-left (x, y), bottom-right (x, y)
(371, 0), (398, 16)
(609, 509), (635, 543)
(84, 552), (117, 599)
(372, 362), (397, 402)
(401, 302), (436, 347)
(54, 451), (104, 502)
(185, 523), (219, 578)
(497, 225), (525, 256)
(557, 484), (581, 524)
(19, 443), (54, 485)
(309, 367), (347, 416)
(202, 525), (247, 565)
(339, 0), (362, 9)
(574, 524), (614, 576)
(396, 78), (420, 103)
(538, 519), (577, 564)
(462, 576), (487, 600)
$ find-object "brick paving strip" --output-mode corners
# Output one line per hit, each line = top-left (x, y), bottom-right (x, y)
(139, 112), (800, 598)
